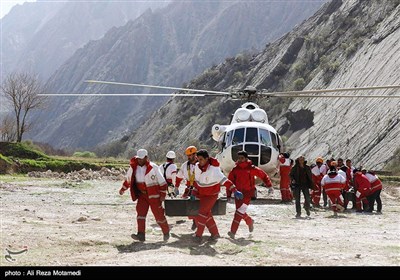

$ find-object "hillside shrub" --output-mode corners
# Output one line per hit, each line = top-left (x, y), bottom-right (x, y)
(72, 151), (97, 158)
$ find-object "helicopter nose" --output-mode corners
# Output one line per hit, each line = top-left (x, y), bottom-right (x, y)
(231, 144), (271, 166)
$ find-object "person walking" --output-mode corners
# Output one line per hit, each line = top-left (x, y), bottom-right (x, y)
(193, 149), (242, 242)
(159, 150), (178, 197)
(278, 152), (293, 203)
(227, 151), (273, 238)
(175, 146), (199, 230)
(119, 149), (170, 242)
(290, 155), (313, 218)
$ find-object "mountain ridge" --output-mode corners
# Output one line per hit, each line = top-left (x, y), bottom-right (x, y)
(30, 0), (326, 149)
(121, 0), (399, 170)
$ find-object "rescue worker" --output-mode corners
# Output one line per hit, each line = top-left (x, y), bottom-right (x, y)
(337, 158), (346, 171)
(159, 151), (177, 197)
(322, 158), (335, 207)
(290, 155), (313, 218)
(175, 146), (199, 230)
(227, 151), (273, 239)
(344, 159), (356, 209)
(364, 171), (383, 213)
(321, 166), (346, 216)
(353, 169), (371, 212)
(278, 152), (293, 203)
(310, 157), (328, 208)
(193, 149), (243, 242)
(338, 165), (350, 207)
(119, 149), (170, 242)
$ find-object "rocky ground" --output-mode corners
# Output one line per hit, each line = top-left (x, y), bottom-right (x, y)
(1, 175), (399, 266)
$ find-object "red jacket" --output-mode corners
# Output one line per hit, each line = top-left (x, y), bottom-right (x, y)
(193, 157), (236, 197)
(228, 160), (272, 196)
(121, 157), (168, 201)
(353, 173), (371, 196)
(278, 155), (292, 189)
(365, 173), (382, 193)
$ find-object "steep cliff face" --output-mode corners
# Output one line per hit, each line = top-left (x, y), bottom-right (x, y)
(31, 0), (326, 149)
(125, 0), (399, 169)
(1, 0), (169, 80)
(285, 1), (400, 169)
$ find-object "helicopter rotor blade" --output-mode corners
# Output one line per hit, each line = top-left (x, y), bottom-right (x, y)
(37, 93), (221, 97)
(269, 94), (400, 98)
(259, 85), (400, 95)
(85, 80), (231, 95)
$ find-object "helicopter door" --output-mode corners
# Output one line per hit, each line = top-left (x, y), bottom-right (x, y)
(259, 128), (272, 165)
(271, 131), (279, 150)
(244, 127), (259, 166)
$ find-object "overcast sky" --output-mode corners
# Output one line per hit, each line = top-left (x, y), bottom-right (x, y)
(1, 0), (36, 19)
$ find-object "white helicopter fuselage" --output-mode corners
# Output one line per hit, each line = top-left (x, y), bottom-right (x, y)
(212, 102), (282, 175)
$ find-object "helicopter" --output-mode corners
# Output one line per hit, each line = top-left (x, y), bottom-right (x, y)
(40, 81), (400, 176)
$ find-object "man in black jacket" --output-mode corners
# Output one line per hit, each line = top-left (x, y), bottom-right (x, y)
(290, 155), (314, 218)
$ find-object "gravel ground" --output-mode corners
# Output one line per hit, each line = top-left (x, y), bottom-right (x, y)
(1, 176), (399, 266)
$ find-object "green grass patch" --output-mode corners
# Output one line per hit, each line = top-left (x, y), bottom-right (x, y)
(0, 141), (128, 174)
(0, 142), (48, 159)
(18, 159), (100, 173)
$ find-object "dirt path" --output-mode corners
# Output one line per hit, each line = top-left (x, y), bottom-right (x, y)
(1, 176), (399, 266)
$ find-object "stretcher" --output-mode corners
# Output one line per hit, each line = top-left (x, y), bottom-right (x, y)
(164, 198), (227, 216)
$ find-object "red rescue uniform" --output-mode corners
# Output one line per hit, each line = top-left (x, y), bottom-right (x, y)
(278, 155), (293, 202)
(228, 160), (272, 234)
(121, 157), (170, 235)
(321, 173), (345, 213)
(193, 158), (237, 238)
(353, 172), (371, 211)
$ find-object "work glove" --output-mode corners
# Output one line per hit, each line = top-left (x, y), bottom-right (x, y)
(190, 195), (196, 201)
(234, 190), (243, 200)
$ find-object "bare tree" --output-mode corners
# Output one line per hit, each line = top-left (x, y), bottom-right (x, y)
(0, 114), (17, 142)
(1, 73), (47, 142)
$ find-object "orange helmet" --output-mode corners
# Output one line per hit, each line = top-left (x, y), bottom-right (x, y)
(185, 146), (197, 156)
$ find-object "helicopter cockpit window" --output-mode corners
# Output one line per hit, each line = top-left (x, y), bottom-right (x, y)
(232, 128), (245, 145)
(224, 130), (233, 147)
(271, 132), (278, 149)
(259, 129), (272, 146)
(245, 127), (258, 142)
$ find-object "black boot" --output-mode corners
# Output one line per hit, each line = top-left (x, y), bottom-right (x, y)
(131, 232), (145, 242)
(191, 220), (197, 230)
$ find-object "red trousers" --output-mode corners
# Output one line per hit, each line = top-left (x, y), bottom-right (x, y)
(311, 183), (322, 205)
(230, 192), (253, 234)
(280, 175), (293, 201)
(325, 190), (344, 212)
(355, 190), (369, 211)
(136, 194), (169, 234)
(195, 194), (219, 237)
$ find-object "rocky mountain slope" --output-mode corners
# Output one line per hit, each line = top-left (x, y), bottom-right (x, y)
(1, 0), (169, 81)
(124, 0), (400, 170)
(30, 0), (326, 149)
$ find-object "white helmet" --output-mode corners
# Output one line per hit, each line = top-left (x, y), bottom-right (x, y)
(166, 151), (176, 159)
